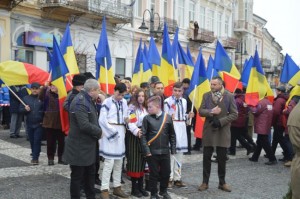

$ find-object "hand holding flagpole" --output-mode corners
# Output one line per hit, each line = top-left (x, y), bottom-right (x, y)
(4, 83), (26, 107)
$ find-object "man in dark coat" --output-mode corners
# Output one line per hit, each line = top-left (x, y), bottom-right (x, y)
(63, 79), (102, 199)
(198, 77), (238, 192)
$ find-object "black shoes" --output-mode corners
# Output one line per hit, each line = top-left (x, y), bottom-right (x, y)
(249, 157), (258, 162)
(183, 151), (191, 155)
(159, 191), (172, 199)
(48, 160), (54, 166)
(265, 160), (277, 165)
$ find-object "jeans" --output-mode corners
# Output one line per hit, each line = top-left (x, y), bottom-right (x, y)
(70, 164), (96, 199)
(27, 126), (43, 160)
(10, 113), (23, 136)
(101, 158), (122, 190)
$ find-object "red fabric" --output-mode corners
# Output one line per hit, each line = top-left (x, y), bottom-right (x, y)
(231, 94), (248, 128)
(194, 113), (204, 138)
(164, 83), (174, 97)
(251, 98), (273, 135)
(65, 74), (74, 92)
(245, 92), (259, 106)
(100, 83), (115, 95)
(272, 94), (288, 127)
(223, 73), (239, 93)
(25, 63), (50, 85)
(237, 81), (243, 90)
(59, 97), (69, 134)
(127, 171), (144, 178)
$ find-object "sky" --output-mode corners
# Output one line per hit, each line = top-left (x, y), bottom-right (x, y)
(253, 0), (300, 65)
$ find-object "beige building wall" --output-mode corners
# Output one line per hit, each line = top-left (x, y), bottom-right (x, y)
(0, 10), (11, 62)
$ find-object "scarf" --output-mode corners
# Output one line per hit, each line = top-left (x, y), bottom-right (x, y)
(212, 87), (225, 104)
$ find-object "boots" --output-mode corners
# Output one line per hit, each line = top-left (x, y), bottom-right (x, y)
(131, 178), (142, 198)
(100, 189), (110, 199)
(138, 177), (149, 197)
(113, 186), (129, 198)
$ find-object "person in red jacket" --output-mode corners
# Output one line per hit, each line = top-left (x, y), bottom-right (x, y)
(229, 89), (255, 156)
(249, 96), (277, 165)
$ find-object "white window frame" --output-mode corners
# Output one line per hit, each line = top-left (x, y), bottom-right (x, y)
(189, 1), (195, 22)
(177, 0), (185, 28)
(217, 12), (222, 36)
(207, 10), (214, 32)
(200, 6), (205, 29)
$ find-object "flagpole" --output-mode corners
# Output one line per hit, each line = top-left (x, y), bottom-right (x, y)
(189, 84), (197, 125)
(4, 83), (26, 107)
(210, 68), (214, 81)
(104, 57), (109, 94)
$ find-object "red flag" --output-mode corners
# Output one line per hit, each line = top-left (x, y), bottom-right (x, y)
(194, 112), (205, 138)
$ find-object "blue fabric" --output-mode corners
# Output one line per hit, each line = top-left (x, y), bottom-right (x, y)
(27, 126), (43, 160)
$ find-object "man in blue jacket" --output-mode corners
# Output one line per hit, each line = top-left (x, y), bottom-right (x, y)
(19, 82), (44, 165)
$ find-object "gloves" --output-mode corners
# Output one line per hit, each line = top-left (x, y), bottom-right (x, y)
(211, 117), (221, 128)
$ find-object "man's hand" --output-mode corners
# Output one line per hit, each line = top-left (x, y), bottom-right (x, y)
(212, 118), (221, 128)
(188, 112), (195, 119)
(211, 106), (221, 115)
(25, 105), (30, 112)
(137, 130), (142, 138)
(146, 153), (152, 157)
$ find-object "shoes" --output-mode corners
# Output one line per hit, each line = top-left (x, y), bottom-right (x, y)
(167, 181), (173, 189)
(192, 147), (201, 151)
(218, 184), (232, 192)
(31, 160), (39, 165)
(48, 160), (54, 166)
(159, 191), (172, 199)
(265, 160), (277, 165)
(183, 151), (191, 155)
(139, 188), (149, 197)
(58, 160), (68, 165)
(174, 180), (186, 187)
(198, 183), (208, 191)
(249, 157), (258, 162)
(94, 187), (101, 194)
(113, 186), (129, 198)
(247, 148), (255, 155)
(100, 189), (110, 199)
(10, 135), (18, 138)
(284, 161), (292, 167)
(228, 151), (236, 156)
(279, 158), (287, 162)
(95, 178), (101, 186)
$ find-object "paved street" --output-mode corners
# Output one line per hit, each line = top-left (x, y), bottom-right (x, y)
(0, 128), (290, 199)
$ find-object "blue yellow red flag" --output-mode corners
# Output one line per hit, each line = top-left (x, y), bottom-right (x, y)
(132, 39), (143, 86)
(95, 17), (116, 94)
(280, 54), (300, 86)
(177, 42), (194, 79)
(148, 37), (161, 77)
(141, 43), (152, 83)
(206, 55), (218, 81)
(241, 56), (253, 87)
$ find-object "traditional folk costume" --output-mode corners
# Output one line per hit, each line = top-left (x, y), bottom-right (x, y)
(164, 96), (188, 184)
(141, 111), (176, 197)
(126, 104), (149, 197)
(99, 96), (128, 192)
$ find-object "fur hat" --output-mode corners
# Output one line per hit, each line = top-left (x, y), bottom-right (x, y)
(72, 74), (87, 86)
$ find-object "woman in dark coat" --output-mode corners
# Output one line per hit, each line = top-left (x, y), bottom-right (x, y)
(126, 89), (149, 198)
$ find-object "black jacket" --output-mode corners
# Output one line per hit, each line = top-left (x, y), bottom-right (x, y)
(10, 86), (28, 113)
(63, 88), (80, 112)
(141, 112), (176, 155)
(19, 94), (44, 128)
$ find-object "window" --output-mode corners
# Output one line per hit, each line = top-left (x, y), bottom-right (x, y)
(136, 0), (142, 17)
(217, 12), (222, 36)
(115, 58), (126, 79)
(245, 1), (248, 21)
(200, 6), (205, 28)
(177, 0), (185, 27)
(164, 0), (168, 17)
(225, 15), (229, 36)
(207, 10), (214, 32)
(15, 49), (33, 64)
(76, 54), (87, 73)
(189, 1), (195, 22)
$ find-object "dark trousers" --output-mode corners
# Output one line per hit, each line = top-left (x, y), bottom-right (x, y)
(2, 106), (10, 125)
(186, 125), (192, 152)
(193, 138), (202, 149)
(46, 128), (65, 160)
(95, 141), (100, 180)
(272, 126), (289, 157)
(147, 154), (170, 195)
(203, 146), (227, 185)
(284, 134), (294, 161)
(252, 134), (276, 161)
(229, 126), (253, 154)
(70, 164), (96, 199)
(27, 125), (43, 160)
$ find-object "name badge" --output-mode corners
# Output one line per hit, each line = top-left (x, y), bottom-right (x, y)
(267, 105), (272, 111)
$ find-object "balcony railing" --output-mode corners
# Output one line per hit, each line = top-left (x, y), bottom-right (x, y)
(234, 20), (257, 34)
(145, 17), (178, 34)
(188, 28), (215, 44)
(39, 0), (133, 23)
(261, 58), (272, 68)
(221, 37), (238, 49)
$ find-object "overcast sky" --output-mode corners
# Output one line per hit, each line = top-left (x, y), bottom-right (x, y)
(253, 0), (300, 65)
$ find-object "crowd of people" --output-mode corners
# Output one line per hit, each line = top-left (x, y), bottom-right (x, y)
(0, 74), (299, 199)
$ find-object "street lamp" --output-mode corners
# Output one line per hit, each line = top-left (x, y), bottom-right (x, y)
(139, 8), (163, 37)
(240, 38), (248, 72)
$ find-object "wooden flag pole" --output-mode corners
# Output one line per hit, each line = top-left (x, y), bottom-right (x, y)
(104, 57), (109, 94)
(4, 83), (26, 106)
(189, 84), (197, 125)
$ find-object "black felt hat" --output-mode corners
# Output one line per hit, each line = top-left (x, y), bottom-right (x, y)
(72, 74), (87, 86)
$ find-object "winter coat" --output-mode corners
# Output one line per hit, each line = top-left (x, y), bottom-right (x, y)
(250, 98), (273, 135)
(272, 93), (288, 127)
(231, 94), (248, 128)
(199, 90), (238, 148)
(9, 86), (28, 113)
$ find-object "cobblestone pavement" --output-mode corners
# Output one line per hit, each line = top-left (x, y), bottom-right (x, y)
(0, 128), (290, 199)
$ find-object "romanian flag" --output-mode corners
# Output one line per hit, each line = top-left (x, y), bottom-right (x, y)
(95, 17), (115, 94)
(0, 61), (49, 86)
(141, 43), (152, 83)
(148, 37), (161, 77)
(129, 111), (137, 123)
(177, 42), (194, 79)
(132, 39), (143, 86)
(280, 54), (300, 86)
(245, 49), (274, 106)
(214, 40), (241, 92)
(187, 49), (210, 138)
(51, 37), (69, 133)
(143, 42), (149, 61)
(171, 27), (179, 69)
(206, 55), (218, 81)
(241, 56), (253, 86)
(161, 22), (177, 96)
(186, 44), (194, 64)
(286, 84), (300, 105)
(60, 23), (79, 91)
